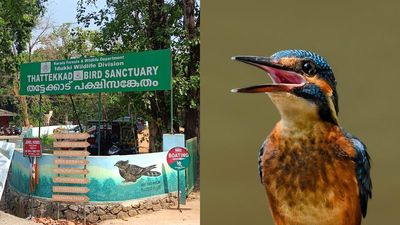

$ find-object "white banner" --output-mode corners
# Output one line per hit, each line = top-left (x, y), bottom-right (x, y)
(0, 141), (15, 198)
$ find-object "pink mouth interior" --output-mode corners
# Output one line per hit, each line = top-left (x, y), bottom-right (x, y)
(259, 66), (305, 85)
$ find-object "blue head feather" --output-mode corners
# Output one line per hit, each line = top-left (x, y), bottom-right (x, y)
(271, 50), (336, 89)
(271, 50), (331, 70)
(271, 50), (339, 121)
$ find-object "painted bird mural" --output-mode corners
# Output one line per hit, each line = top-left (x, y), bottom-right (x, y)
(114, 160), (161, 183)
(232, 50), (372, 225)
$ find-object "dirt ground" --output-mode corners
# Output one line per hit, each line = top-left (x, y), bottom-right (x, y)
(0, 211), (37, 225)
(99, 192), (200, 225)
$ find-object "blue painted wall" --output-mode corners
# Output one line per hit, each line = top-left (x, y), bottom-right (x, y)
(10, 150), (186, 202)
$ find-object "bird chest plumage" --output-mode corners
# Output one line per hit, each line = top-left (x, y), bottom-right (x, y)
(260, 122), (361, 225)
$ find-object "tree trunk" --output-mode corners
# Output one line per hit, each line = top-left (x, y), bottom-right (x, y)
(183, 0), (196, 36)
(12, 74), (30, 127)
(20, 96), (30, 127)
(148, 91), (169, 152)
(183, 0), (200, 140)
(147, 0), (171, 152)
(185, 107), (199, 139)
(149, 119), (161, 152)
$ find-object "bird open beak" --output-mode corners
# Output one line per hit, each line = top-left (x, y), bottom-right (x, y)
(231, 56), (306, 93)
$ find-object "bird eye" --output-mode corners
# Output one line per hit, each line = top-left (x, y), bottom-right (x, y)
(302, 61), (317, 75)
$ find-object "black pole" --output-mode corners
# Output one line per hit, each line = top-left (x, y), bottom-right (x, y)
(97, 93), (102, 156)
(177, 170), (181, 212)
(38, 95), (42, 138)
(69, 94), (83, 132)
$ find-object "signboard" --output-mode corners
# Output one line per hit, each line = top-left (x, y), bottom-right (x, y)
(167, 147), (190, 170)
(52, 194), (89, 203)
(53, 186), (90, 194)
(20, 49), (172, 95)
(52, 133), (90, 204)
(54, 159), (89, 165)
(53, 133), (90, 140)
(53, 150), (90, 157)
(0, 142), (15, 199)
(52, 177), (90, 184)
(53, 141), (90, 148)
(163, 134), (185, 152)
(53, 168), (89, 175)
(23, 138), (42, 157)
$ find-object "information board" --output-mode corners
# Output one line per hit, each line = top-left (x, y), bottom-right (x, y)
(23, 138), (42, 157)
(20, 49), (171, 95)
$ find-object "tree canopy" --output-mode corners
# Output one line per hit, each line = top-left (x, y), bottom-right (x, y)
(0, 0), (47, 127)
(76, 0), (200, 150)
(0, 0), (200, 152)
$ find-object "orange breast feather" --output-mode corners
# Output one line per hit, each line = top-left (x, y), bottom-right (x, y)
(260, 123), (361, 225)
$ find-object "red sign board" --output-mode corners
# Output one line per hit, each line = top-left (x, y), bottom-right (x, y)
(166, 147), (190, 170)
(23, 138), (42, 157)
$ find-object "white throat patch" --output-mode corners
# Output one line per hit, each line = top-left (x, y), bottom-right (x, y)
(267, 92), (320, 130)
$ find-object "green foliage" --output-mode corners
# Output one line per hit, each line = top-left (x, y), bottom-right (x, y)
(0, 0), (46, 75)
(76, 0), (200, 149)
(0, 0), (46, 64)
(0, 0), (47, 127)
(1, 0), (200, 152)
(40, 134), (55, 149)
(32, 23), (101, 61)
(24, 24), (104, 127)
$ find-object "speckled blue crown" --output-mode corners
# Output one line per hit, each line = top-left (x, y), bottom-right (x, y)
(271, 49), (332, 71)
(271, 49), (336, 88)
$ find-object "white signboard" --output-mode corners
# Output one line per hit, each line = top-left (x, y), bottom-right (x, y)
(0, 142), (15, 198)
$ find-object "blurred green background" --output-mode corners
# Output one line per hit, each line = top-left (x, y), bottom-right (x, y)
(201, 1), (400, 225)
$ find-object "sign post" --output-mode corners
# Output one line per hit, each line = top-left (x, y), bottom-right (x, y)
(52, 133), (90, 224)
(166, 147), (190, 212)
(23, 138), (41, 218)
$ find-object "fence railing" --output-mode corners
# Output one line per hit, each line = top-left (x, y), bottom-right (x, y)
(186, 137), (199, 193)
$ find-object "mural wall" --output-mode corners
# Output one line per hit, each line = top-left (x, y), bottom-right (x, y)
(0, 141), (15, 198)
(9, 150), (186, 202)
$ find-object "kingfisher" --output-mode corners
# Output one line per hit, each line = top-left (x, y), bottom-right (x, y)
(231, 50), (372, 225)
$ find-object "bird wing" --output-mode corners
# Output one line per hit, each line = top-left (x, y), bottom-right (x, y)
(142, 164), (157, 175)
(258, 140), (267, 182)
(129, 165), (145, 175)
(344, 130), (372, 218)
(118, 168), (126, 178)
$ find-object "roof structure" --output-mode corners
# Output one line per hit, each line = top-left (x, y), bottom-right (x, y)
(0, 109), (16, 117)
